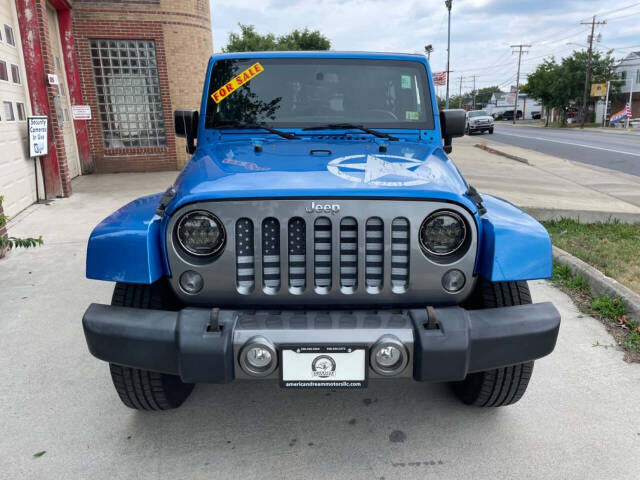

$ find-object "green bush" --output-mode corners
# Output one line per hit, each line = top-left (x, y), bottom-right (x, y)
(0, 195), (43, 251)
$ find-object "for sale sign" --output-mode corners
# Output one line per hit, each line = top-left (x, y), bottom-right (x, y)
(28, 116), (48, 157)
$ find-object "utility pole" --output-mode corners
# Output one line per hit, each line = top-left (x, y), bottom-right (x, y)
(470, 75), (478, 110)
(510, 44), (531, 125)
(580, 15), (606, 129)
(445, 0), (453, 109)
(458, 76), (463, 108)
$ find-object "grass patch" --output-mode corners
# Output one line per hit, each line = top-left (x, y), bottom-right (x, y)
(550, 261), (640, 360)
(543, 218), (640, 294)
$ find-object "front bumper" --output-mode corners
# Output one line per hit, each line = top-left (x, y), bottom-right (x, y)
(469, 124), (493, 131)
(82, 302), (560, 383)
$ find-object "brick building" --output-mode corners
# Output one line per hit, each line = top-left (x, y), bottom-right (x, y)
(0, 0), (211, 219)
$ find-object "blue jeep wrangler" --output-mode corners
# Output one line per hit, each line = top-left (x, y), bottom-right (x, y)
(83, 52), (560, 410)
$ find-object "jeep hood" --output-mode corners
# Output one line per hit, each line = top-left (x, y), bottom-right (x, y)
(166, 137), (475, 215)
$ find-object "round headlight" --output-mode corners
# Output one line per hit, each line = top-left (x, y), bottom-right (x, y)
(419, 211), (466, 256)
(176, 210), (225, 256)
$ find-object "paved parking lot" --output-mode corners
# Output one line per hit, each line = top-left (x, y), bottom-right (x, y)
(1, 173), (639, 479)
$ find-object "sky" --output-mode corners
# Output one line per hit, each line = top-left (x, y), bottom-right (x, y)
(210, 0), (640, 96)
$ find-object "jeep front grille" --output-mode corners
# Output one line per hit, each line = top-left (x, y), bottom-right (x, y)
(232, 215), (412, 296)
(167, 199), (479, 307)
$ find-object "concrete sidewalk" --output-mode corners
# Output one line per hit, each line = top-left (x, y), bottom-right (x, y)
(452, 135), (640, 222)
(1, 173), (639, 479)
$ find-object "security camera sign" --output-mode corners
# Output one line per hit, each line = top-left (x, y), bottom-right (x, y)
(28, 116), (48, 157)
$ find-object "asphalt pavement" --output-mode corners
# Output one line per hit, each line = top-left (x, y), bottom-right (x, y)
(488, 123), (640, 177)
(1, 173), (639, 479)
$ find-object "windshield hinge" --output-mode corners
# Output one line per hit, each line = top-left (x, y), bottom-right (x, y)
(156, 186), (176, 217)
(466, 185), (486, 215)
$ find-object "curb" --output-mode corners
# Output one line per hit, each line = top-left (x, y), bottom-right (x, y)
(524, 207), (640, 225)
(474, 143), (529, 164)
(552, 245), (640, 320)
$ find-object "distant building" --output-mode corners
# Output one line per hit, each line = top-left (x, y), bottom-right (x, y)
(0, 0), (212, 220)
(613, 51), (639, 117)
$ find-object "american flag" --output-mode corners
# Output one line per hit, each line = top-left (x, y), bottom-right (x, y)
(433, 71), (447, 86)
(610, 103), (632, 124)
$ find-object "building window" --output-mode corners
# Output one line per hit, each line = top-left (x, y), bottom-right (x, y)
(4, 25), (15, 47)
(90, 39), (166, 148)
(619, 71), (627, 80)
(4, 101), (14, 121)
(16, 102), (25, 121)
(10, 64), (20, 84)
(636, 70), (640, 85)
(0, 61), (7, 81)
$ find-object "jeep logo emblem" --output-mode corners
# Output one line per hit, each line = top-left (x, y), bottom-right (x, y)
(305, 201), (341, 214)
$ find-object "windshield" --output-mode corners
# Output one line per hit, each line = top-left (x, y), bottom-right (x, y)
(205, 58), (434, 130)
(468, 110), (489, 117)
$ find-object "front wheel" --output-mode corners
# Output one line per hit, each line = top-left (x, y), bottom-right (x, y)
(489, 127), (494, 134)
(108, 281), (194, 411)
(450, 278), (534, 407)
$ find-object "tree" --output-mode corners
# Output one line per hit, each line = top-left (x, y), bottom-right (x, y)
(474, 86), (503, 106)
(522, 50), (620, 125)
(521, 59), (559, 126)
(223, 24), (330, 52)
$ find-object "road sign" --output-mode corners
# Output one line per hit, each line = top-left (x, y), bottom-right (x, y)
(28, 116), (48, 157)
(590, 83), (606, 97)
(71, 105), (92, 120)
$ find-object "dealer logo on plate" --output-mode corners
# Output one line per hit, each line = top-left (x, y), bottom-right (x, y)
(327, 154), (434, 187)
(312, 355), (336, 378)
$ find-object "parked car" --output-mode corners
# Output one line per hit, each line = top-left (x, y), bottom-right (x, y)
(82, 51), (560, 411)
(531, 111), (541, 120)
(465, 110), (494, 134)
(499, 109), (523, 120)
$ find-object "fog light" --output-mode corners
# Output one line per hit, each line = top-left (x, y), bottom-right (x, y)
(179, 270), (203, 294)
(376, 346), (401, 368)
(239, 337), (277, 377)
(246, 347), (272, 369)
(442, 269), (465, 293)
(370, 336), (408, 376)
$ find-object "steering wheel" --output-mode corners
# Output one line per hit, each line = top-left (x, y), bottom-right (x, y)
(366, 109), (398, 120)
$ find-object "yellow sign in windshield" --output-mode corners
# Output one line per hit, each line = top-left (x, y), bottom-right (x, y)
(211, 62), (264, 103)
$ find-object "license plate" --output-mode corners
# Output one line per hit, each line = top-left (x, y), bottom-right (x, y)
(280, 346), (367, 388)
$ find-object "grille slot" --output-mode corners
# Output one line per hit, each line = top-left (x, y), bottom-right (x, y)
(391, 217), (410, 292)
(340, 217), (358, 292)
(365, 217), (384, 292)
(314, 217), (332, 292)
(235, 218), (255, 294)
(262, 218), (280, 292)
(288, 217), (306, 292)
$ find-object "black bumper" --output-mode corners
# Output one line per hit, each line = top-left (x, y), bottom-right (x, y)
(82, 302), (560, 383)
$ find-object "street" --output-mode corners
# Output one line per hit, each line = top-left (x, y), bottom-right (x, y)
(486, 124), (640, 177)
(1, 173), (639, 480)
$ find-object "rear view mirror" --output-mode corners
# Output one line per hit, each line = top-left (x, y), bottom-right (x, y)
(439, 109), (466, 153)
(174, 110), (199, 154)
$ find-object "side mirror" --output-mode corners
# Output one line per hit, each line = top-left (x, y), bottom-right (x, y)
(174, 109), (199, 154)
(439, 109), (466, 153)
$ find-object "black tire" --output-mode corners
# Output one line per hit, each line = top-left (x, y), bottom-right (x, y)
(489, 127), (494, 134)
(109, 281), (194, 411)
(450, 278), (534, 407)
(465, 126), (470, 135)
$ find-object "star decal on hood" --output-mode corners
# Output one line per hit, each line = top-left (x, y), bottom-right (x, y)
(327, 154), (434, 186)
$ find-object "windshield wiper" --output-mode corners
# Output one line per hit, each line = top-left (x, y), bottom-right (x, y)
(215, 121), (300, 139)
(302, 123), (398, 141)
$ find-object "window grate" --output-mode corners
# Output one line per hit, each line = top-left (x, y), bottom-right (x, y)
(89, 39), (166, 148)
